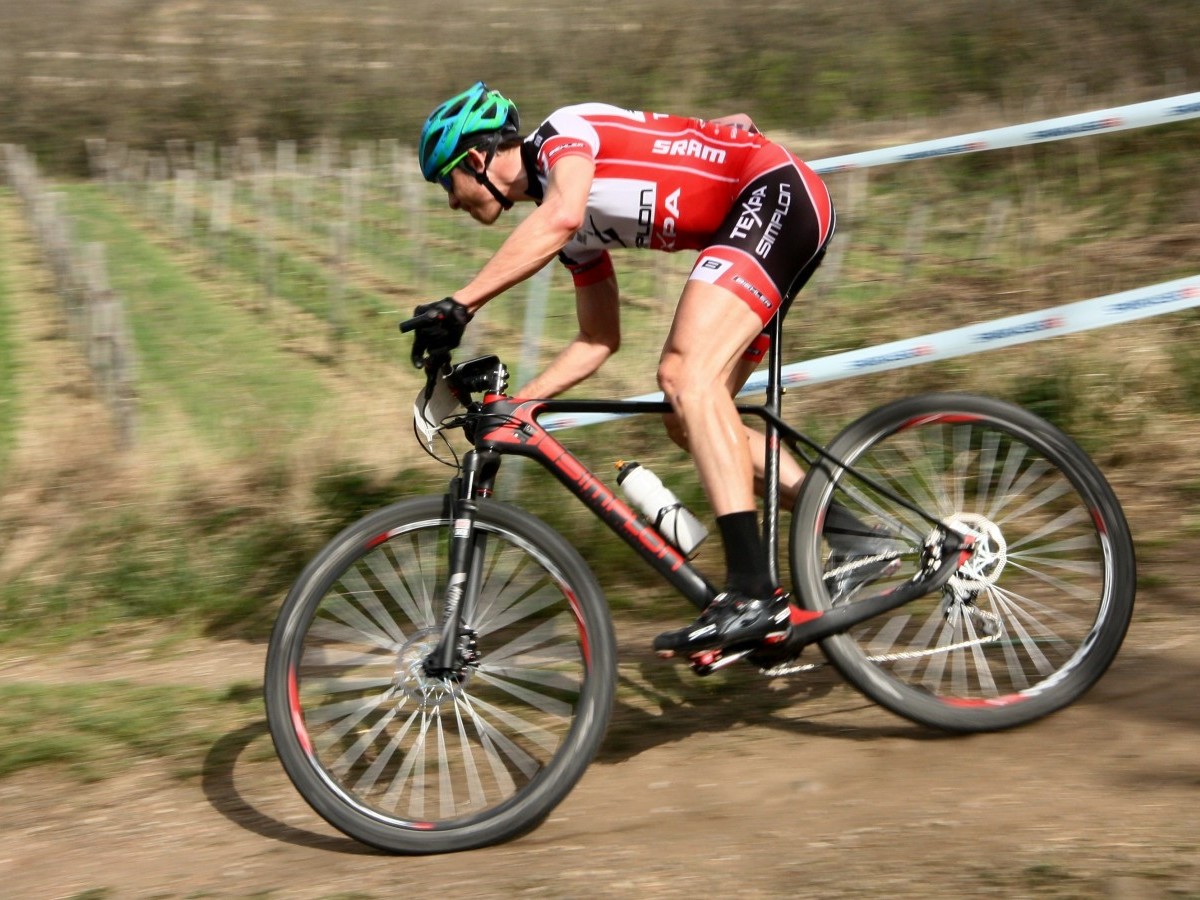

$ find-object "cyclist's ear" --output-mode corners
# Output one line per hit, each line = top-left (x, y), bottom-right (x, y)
(463, 147), (488, 175)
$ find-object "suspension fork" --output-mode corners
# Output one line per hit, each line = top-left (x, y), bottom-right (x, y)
(431, 449), (500, 675)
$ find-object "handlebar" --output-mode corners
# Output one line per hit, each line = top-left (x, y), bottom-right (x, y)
(399, 309), (440, 334)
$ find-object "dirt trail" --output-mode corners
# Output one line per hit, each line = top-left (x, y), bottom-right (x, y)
(1, 588), (1197, 899)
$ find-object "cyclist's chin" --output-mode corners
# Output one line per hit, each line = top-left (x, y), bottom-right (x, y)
(467, 202), (504, 226)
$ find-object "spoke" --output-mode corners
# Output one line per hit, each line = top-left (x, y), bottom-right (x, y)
(353, 704), (421, 796)
(482, 614), (572, 667)
(303, 674), (396, 694)
(459, 693), (541, 780)
(866, 614), (910, 657)
(476, 581), (565, 637)
(975, 430), (1001, 511)
(389, 532), (438, 629)
(379, 710), (431, 817)
(995, 479), (1076, 529)
(363, 548), (428, 634)
(453, 697), (488, 811)
(473, 670), (573, 720)
(301, 645), (394, 669)
(1007, 551), (1102, 578)
(1005, 505), (1090, 551)
(918, 613), (956, 692)
(338, 564), (409, 645)
(462, 689), (563, 756)
(477, 663), (580, 694)
(986, 440), (1030, 521)
(952, 423), (973, 512)
(962, 604), (998, 695)
(471, 545), (540, 629)
(891, 604), (947, 678)
(435, 711), (455, 819)
(989, 582), (1087, 644)
(316, 595), (398, 651)
(1003, 557), (1105, 605)
(330, 701), (402, 776)
(314, 688), (395, 754)
(305, 692), (399, 725)
(988, 590), (1061, 675)
(458, 693), (520, 796)
(1009, 532), (1098, 556)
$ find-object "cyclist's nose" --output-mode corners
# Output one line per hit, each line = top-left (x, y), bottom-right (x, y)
(448, 193), (461, 211)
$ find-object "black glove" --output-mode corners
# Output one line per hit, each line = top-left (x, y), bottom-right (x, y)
(407, 298), (473, 368)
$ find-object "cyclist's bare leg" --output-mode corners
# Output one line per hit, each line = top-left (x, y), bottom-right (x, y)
(662, 354), (805, 507)
(729, 354), (805, 507)
(657, 281), (764, 517)
(654, 281), (793, 653)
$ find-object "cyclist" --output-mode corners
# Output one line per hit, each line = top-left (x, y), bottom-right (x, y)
(412, 81), (834, 656)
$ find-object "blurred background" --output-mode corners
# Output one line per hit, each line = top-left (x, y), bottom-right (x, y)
(0, 0), (1198, 642)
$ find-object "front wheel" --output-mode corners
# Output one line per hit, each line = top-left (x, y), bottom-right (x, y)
(791, 393), (1135, 732)
(264, 496), (616, 853)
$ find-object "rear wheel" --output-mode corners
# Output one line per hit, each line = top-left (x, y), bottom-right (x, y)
(791, 393), (1135, 732)
(264, 496), (616, 853)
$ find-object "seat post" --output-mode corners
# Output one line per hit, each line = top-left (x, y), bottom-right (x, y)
(759, 243), (829, 589)
(762, 311), (785, 587)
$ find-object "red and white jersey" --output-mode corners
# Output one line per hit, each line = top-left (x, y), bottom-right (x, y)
(521, 102), (834, 331)
(523, 103), (774, 260)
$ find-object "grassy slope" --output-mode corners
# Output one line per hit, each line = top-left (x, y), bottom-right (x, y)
(64, 184), (331, 454)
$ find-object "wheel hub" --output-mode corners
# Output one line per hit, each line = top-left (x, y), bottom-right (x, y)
(394, 628), (468, 709)
(944, 512), (1007, 592)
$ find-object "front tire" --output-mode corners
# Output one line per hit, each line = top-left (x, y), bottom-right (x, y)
(264, 496), (616, 853)
(791, 393), (1135, 732)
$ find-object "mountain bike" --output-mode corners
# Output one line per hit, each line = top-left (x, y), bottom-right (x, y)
(263, 302), (1135, 855)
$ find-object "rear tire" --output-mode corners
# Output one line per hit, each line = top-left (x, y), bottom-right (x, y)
(791, 393), (1135, 732)
(264, 496), (616, 853)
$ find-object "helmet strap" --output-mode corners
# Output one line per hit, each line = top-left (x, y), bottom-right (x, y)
(472, 142), (514, 211)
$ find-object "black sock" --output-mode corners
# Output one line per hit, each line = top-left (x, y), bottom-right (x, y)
(716, 511), (775, 597)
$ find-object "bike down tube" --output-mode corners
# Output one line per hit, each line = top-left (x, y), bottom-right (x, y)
(476, 396), (718, 611)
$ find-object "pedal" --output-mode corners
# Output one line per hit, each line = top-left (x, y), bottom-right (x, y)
(689, 647), (753, 676)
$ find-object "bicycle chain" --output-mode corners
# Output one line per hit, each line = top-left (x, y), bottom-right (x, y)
(759, 632), (1001, 677)
(821, 550), (899, 582)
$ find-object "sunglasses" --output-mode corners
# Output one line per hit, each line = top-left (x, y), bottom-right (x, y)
(436, 151), (471, 192)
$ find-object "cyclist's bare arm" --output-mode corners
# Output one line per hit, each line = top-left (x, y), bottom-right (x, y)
(515, 276), (621, 399)
(452, 154), (596, 312)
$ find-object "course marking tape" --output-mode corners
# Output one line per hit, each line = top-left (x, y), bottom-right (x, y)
(542, 275), (1200, 431)
(807, 92), (1200, 174)
(540, 93), (1200, 432)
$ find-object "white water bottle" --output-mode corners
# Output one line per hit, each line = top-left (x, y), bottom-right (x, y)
(615, 460), (709, 556)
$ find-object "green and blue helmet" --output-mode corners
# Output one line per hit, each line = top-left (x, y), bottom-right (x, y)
(418, 81), (521, 184)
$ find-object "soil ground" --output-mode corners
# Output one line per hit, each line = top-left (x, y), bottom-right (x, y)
(1, 575), (1198, 899)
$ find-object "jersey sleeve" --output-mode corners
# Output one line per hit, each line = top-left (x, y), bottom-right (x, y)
(528, 108), (601, 176)
(557, 248), (614, 288)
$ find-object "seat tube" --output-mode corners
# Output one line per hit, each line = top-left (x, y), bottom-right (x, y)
(762, 313), (784, 587)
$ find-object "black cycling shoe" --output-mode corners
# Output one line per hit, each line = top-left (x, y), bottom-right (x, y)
(653, 591), (792, 655)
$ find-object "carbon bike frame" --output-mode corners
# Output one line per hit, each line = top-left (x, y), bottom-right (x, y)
(428, 311), (970, 672)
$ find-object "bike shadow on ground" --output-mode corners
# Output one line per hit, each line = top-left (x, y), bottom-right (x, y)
(201, 720), (378, 856)
(596, 640), (939, 766)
